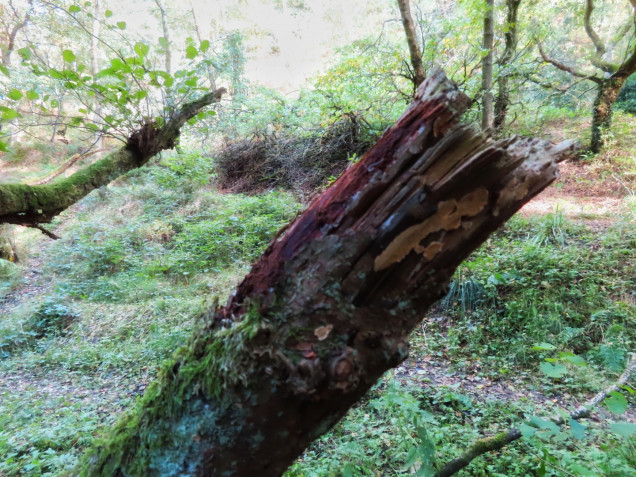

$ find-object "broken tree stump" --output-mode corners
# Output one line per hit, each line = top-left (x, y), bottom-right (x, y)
(76, 69), (574, 476)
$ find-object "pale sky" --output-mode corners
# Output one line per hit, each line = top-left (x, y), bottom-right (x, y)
(106, 0), (395, 92)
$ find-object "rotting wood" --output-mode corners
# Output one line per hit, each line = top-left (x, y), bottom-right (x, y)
(75, 69), (575, 476)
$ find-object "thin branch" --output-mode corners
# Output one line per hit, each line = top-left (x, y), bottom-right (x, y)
(435, 352), (636, 477)
(536, 40), (600, 83)
(30, 224), (60, 240)
(28, 148), (109, 185)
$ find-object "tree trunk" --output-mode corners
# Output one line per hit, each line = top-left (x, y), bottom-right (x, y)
(591, 75), (629, 153)
(397, 0), (426, 91)
(481, 0), (495, 130)
(73, 70), (574, 477)
(494, 0), (522, 134)
(90, 0), (103, 149)
(0, 88), (225, 227)
(154, 0), (172, 75)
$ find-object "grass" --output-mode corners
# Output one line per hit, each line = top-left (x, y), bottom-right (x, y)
(0, 113), (635, 475)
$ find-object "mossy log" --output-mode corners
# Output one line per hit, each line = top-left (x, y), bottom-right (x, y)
(0, 88), (225, 226)
(74, 70), (574, 476)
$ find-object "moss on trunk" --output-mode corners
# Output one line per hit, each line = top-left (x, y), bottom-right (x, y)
(0, 88), (225, 226)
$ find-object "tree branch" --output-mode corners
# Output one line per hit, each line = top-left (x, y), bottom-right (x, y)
(583, 0), (619, 73)
(536, 41), (601, 84)
(397, 0), (426, 89)
(0, 88), (225, 227)
(27, 148), (109, 186)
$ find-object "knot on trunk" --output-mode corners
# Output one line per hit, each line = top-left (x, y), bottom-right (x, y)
(127, 120), (169, 160)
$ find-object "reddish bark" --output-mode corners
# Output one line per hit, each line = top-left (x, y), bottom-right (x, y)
(78, 70), (574, 476)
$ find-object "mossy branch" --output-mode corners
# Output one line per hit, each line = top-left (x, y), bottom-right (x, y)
(0, 88), (225, 227)
(435, 353), (636, 477)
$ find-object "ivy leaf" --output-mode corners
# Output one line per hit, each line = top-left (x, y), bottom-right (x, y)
(69, 5), (81, 13)
(200, 40), (210, 52)
(186, 45), (198, 59)
(26, 90), (39, 100)
(134, 42), (149, 58)
(0, 64), (9, 77)
(7, 89), (23, 101)
(610, 422), (636, 437)
(0, 139), (8, 152)
(117, 21), (126, 30)
(158, 37), (168, 49)
(62, 50), (76, 63)
(604, 391), (627, 415)
(540, 362), (567, 378)
(105, 9), (113, 17)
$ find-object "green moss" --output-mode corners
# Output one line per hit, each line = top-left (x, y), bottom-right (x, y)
(74, 301), (272, 476)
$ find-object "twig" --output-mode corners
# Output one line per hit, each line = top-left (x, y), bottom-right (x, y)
(30, 224), (60, 240)
(434, 352), (636, 477)
(28, 148), (109, 185)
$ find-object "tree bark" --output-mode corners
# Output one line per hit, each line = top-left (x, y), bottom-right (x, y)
(0, 88), (225, 227)
(397, 0), (426, 91)
(73, 70), (574, 477)
(494, 0), (522, 134)
(481, 0), (495, 130)
(591, 76), (628, 153)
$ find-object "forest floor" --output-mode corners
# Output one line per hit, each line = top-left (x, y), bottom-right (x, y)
(0, 115), (635, 476)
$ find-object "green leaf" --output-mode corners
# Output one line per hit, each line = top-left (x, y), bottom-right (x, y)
(619, 384), (635, 394)
(559, 352), (586, 366)
(131, 90), (148, 101)
(0, 64), (9, 77)
(134, 42), (149, 58)
(0, 140), (8, 152)
(569, 419), (586, 440)
(105, 9), (113, 17)
(200, 40), (210, 52)
(533, 343), (556, 351)
(18, 47), (31, 60)
(69, 5), (81, 13)
(0, 107), (20, 120)
(62, 50), (76, 63)
(185, 45), (198, 59)
(540, 362), (567, 378)
(26, 90), (39, 100)
(610, 422), (636, 437)
(7, 89), (23, 101)
(117, 21), (126, 30)
(158, 37), (168, 49)
(604, 391), (628, 415)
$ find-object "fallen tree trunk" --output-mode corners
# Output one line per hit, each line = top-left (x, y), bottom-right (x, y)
(75, 70), (574, 476)
(0, 88), (225, 227)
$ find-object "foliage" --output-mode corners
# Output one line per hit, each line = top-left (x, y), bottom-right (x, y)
(432, 213), (635, 374)
(616, 75), (636, 115)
